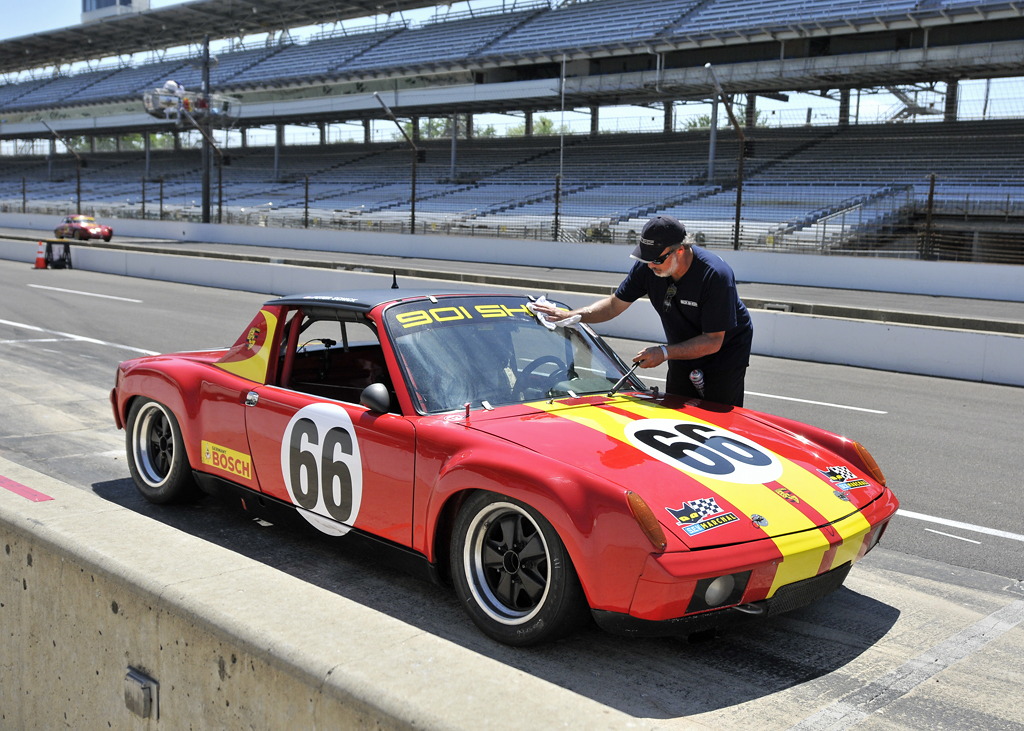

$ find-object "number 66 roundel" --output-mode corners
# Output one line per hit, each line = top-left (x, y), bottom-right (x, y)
(281, 403), (364, 536)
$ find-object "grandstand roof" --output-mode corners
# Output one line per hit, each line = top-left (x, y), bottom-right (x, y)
(0, 0), (441, 76)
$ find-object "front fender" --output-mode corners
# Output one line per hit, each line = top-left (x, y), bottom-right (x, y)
(420, 433), (681, 614)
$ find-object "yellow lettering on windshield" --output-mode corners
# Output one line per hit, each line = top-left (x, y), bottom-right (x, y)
(396, 310), (432, 328)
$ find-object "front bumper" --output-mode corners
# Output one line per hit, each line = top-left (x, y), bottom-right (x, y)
(605, 489), (898, 630)
(594, 560), (853, 637)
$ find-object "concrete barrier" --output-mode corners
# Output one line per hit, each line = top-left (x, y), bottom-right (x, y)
(2, 212), (1021, 302)
(3, 240), (1022, 386)
(0, 455), (656, 731)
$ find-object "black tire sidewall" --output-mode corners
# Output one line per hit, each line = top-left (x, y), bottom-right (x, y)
(450, 490), (586, 646)
(125, 397), (195, 504)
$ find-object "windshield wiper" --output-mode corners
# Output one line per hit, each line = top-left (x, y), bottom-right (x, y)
(608, 362), (640, 396)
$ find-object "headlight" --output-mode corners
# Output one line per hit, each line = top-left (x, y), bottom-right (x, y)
(687, 571), (750, 613)
(705, 575), (736, 606)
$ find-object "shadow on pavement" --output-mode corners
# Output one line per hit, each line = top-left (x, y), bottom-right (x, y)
(92, 477), (900, 718)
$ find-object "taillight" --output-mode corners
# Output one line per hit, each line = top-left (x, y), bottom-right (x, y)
(854, 441), (886, 486)
(626, 491), (667, 552)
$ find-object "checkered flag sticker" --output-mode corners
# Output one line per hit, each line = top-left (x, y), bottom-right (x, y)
(686, 497), (722, 519)
(824, 465), (856, 481)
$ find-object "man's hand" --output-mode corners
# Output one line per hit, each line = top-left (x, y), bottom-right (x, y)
(633, 345), (667, 368)
(531, 301), (574, 322)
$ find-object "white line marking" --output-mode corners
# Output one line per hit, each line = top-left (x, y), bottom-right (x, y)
(744, 390), (888, 414)
(0, 338), (65, 344)
(0, 318), (158, 356)
(924, 528), (982, 544)
(27, 284), (142, 303)
(788, 599), (1024, 731)
(897, 509), (1024, 543)
(637, 376), (887, 413)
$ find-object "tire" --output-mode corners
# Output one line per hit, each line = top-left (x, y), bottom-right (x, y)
(103, 235), (111, 242)
(74, 229), (83, 240)
(450, 491), (588, 646)
(54, 231), (62, 239)
(125, 398), (197, 504)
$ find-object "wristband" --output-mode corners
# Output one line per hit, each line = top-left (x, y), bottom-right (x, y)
(659, 345), (668, 360)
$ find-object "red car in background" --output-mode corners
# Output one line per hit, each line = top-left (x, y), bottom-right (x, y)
(55, 215), (112, 241)
(110, 290), (898, 646)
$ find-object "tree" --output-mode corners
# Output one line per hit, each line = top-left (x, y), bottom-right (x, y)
(684, 106), (769, 130)
(506, 116), (570, 136)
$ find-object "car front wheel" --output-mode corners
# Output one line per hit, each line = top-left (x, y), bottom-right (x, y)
(450, 491), (588, 646)
(126, 398), (197, 504)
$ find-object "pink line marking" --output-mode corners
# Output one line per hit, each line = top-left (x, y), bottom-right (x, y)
(0, 475), (54, 502)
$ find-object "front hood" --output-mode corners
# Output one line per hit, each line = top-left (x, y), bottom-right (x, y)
(469, 394), (885, 549)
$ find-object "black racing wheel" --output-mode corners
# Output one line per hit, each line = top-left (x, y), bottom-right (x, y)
(450, 491), (588, 646)
(126, 398), (198, 504)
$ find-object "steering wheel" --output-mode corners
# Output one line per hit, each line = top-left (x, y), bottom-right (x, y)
(519, 355), (567, 393)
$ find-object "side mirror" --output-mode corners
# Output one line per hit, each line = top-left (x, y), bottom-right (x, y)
(359, 383), (391, 414)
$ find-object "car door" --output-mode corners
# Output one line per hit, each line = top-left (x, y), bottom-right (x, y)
(243, 309), (416, 547)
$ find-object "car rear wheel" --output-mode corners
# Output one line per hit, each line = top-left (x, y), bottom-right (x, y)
(126, 398), (197, 504)
(450, 491), (588, 646)
(103, 235), (111, 242)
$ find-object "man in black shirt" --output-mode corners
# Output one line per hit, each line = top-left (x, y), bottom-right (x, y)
(535, 214), (753, 406)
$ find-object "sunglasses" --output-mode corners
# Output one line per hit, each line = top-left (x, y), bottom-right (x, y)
(644, 246), (680, 265)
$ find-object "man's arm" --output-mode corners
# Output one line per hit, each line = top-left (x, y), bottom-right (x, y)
(634, 331), (724, 368)
(533, 294), (631, 323)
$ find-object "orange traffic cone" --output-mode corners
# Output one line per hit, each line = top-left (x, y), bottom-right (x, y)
(34, 241), (46, 269)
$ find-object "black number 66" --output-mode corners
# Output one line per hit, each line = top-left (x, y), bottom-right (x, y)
(289, 417), (354, 522)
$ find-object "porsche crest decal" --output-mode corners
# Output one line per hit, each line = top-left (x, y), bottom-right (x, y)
(215, 308), (279, 383)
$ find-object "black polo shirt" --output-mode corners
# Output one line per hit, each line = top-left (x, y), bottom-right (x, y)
(614, 246), (753, 374)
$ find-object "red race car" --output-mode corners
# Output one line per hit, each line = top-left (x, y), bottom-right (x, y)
(111, 291), (898, 645)
(55, 215), (112, 241)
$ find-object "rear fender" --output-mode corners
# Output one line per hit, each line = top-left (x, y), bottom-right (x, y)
(117, 364), (203, 470)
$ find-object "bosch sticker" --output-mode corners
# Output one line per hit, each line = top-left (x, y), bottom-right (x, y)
(819, 465), (870, 490)
(666, 497), (738, 536)
(202, 441), (252, 481)
(281, 403), (363, 536)
(625, 418), (783, 484)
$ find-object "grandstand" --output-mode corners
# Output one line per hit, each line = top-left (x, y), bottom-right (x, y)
(2, 0), (1023, 263)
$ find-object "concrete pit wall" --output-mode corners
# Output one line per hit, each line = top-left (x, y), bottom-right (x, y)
(0, 456), (641, 731)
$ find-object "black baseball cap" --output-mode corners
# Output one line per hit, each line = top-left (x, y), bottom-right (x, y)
(631, 215), (687, 263)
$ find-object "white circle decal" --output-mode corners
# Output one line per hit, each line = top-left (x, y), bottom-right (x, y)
(281, 403), (363, 535)
(624, 418), (783, 484)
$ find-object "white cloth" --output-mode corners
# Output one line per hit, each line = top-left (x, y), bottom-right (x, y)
(526, 296), (581, 330)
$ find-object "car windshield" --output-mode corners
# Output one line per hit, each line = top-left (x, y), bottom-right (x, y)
(384, 295), (641, 414)
(73, 216), (95, 223)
